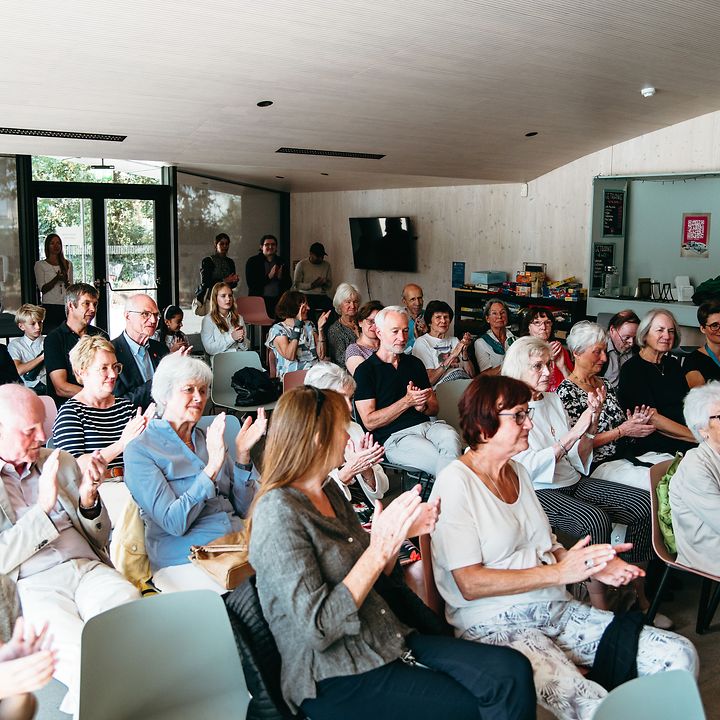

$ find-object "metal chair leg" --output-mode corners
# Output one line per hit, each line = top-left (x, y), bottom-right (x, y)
(645, 564), (671, 624)
(697, 578), (720, 634)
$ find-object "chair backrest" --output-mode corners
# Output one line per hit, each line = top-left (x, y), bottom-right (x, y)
(434, 379), (472, 435)
(79, 590), (249, 720)
(211, 350), (263, 402)
(39, 394), (58, 442)
(649, 459), (676, 564)
(592, 670), (705, 720)
(418, 534), (445, 616)
(235, 296), (274, 325)
(282, 369), (307, 393)
(196, 414), (242, 462)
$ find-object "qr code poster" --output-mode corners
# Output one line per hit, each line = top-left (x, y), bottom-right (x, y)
(681, 213), (710, 258)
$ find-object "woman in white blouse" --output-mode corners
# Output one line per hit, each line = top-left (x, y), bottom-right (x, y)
(34, 233), (73, 332)
(200, 282), (249, 357)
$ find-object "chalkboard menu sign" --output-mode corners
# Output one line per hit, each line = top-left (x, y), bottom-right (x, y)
(592, 243), (615, 288)
(603, 190), (625, 237)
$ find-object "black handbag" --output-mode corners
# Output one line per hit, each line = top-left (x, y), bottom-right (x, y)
(231, 367), (281, 406)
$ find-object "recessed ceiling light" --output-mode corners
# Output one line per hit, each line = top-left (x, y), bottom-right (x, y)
(321, 172), (329, 176)
(525, 131), (538, 137)
(257, 100), (274, 107)
(640, 86), (656, 98)
(275, 176), (285, 179)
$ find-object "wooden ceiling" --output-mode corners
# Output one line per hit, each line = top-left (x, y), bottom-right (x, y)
(2, 0), (720, 191)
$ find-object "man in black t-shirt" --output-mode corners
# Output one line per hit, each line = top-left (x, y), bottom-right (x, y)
(354, 306), (461, 476)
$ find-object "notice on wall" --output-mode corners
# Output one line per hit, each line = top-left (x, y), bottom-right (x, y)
(592, 243), (615, 288)
(452, 261), (466, 287)
(602, 190), (625, 237)
(681, 213), (710, 258)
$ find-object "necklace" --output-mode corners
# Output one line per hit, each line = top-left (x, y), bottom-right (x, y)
(639, 349), (665, 375)
(568, 371), (598, 391)
(467, 458), (517, 503)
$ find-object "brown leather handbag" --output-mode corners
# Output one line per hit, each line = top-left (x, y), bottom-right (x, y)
(188, 532), (254, 589)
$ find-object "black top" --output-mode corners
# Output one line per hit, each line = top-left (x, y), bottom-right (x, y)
(111, 333), (169, 411)
(682, 349), (720, 383)
(197, 254), (237, 299)
(245, 253), (291, 299)
(44, 323), (108, 405)
(0, 344), (20, 386)
(354, 352), (431, 444)
(618, 353), (695, 455)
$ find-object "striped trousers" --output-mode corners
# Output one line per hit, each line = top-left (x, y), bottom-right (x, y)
(536, 478), (652, 563)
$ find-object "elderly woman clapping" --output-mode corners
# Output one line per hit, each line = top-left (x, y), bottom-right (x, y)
(123, 353), (266, 589)
(502, 336), (655, 611)
(669, 381), (720, 576)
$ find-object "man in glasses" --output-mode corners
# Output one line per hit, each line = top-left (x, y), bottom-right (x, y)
(601, 310), (640, 389)
(111, 294), (169, 410)
(44, 283), (108, 406)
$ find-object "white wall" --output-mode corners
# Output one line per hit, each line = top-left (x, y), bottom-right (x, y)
(291, 108), (720, 307)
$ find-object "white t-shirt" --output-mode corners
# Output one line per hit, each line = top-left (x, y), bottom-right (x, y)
(513, 392), (591, 490)
(34, 259), (74, 305)
(473, 329), (515, 372)
(411, 334), (464, 386)
(429, 459), (568, 633)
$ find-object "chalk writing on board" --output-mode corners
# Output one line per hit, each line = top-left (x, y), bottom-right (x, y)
(603, 190), (625, 237)
(592, 243), (615, 288)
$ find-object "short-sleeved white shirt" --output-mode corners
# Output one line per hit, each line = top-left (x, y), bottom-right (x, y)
(429, 459), (568, 633)
(473, 329), (515, 372)
(7, 335), (46, 386)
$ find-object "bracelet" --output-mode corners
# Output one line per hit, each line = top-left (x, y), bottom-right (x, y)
(616, 427), (622, 440)
(557, 442), (568, 458)
(585, 431), (596, 439)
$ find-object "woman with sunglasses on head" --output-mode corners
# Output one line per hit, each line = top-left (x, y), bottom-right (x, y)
(428, 373), (697, 720)
(503, 337), (659, 616)
(684, 301), (720, 388)
(600, 310), (640, 390)
(521, 307), (572, 391)
(244, 385), (536, 720)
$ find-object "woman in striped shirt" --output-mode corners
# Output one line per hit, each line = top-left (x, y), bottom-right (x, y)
(52, 335), (152, 522)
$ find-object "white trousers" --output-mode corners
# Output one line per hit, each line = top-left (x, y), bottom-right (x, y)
(17, 558), (140, 716)
(384, 420), (461, 477)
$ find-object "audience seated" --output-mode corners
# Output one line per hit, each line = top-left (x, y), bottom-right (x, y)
(354, 306), (461, 476)
(0, 385), (140, 714)
(123, 353), (264, 591)
(200, 282), (249, 357)
(684, 301), (720, 388)
(600, 310), (640, 389)
(266, 290), (329, 379)
(411, 300), (474, 388)
(502, 337), (657, 613)
(401, 283), (427, 350)
(44, 283), (107, 406)
(618, 310), (697, 455)
(345, 300), (383, 375)
(557, 321), (656, 468)
(111, 293), (169, 411)
(428, 374), (698, 720)
(52, 335), (151, 525)
(326, 282), (361, 369)
(670, 382), (720, 575)
(246, 385), (536, 720)
(521, 307), (572, 390)
(8, 304), (47, 396)
(473, 300), (516, 376)
(245, 234), (291, 318)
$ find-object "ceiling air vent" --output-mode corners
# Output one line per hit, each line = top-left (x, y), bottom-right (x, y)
(0, 127), (126, 142)
(276, 147), (385, 160)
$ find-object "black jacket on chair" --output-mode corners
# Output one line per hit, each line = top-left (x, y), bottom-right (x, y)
(111, 333), (169, 411)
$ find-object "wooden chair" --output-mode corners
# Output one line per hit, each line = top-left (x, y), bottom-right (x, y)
(282, 369), (308, 393)
(647, 459), (720, 634)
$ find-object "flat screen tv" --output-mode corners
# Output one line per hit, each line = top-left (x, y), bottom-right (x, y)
(349, 216), (417, 272)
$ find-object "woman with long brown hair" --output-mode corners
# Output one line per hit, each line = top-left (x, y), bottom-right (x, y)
(200, 282), (248, 357)
(243, 386), (535, 720)
(34, 233), (73, 332)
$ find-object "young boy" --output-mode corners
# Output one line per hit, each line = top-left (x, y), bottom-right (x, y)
(8, 304), (47, 395)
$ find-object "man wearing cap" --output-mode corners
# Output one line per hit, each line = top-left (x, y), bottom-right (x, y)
(292, 242), (333, 314)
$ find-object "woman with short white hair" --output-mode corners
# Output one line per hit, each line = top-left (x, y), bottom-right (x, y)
(669, 381), (720, 575)
(326, 282), (361, 368)
(124, 353), (266, 589)
(618, 309), (696, 455)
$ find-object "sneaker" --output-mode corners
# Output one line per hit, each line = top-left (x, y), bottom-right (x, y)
(652, 612), (674, 630)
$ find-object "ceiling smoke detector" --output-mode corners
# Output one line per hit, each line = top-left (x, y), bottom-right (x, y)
(641, 86), (656, 98)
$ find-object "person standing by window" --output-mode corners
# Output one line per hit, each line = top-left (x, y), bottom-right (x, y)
(34, 233), (73, 333)
(245, 234), (291, 318)
(194, 233), (239, 310)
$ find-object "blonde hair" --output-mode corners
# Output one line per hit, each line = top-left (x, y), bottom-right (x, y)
(69, 334), (116, 378)
(241, 386), (350, 560)
(209, 282), (240, 333)
(15, 304), (46, 327)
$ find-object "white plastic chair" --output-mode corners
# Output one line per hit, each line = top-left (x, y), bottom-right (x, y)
(434, 378), (472, 435)
(79, 590), (249, 720)
(211, 350), (278, 414)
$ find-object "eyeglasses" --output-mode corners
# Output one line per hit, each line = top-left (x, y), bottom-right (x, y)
(92, 362), (123, 376)
(530, 320), (552, 327)
(529, 360), (554, 373)
(128, 310), (160, 322)
(709, 414), (720, 422)
(704, 322), (720, 333)
(498, 408), (535, 425)
(309, 386), (326, 417)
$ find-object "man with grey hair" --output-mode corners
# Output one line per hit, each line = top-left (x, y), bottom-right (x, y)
(44, 283), (107, 406)
(112, 294), (169, 410)
(354, 306), (461, 476)
(0, 385), (139, 714)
